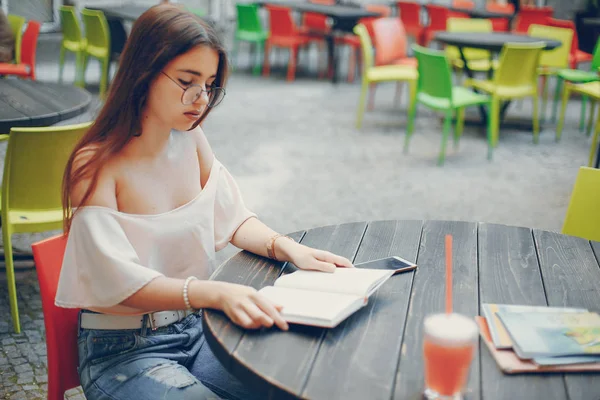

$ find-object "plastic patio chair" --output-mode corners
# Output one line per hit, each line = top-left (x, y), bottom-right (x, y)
(397, 1), (424, 45)
(513, 6), (553, 34)
(3, 122), (92, 333)
(59, 6), (87, 85)
(545, 17), (593, 70)
(464, 42), (544, 147)
(551, 38), (600, 128)
(405, 45), (491, 165)
(556, 82), (600, 167)
(562, 166), (600, 242)
(486, 2), (514, 32)
(32, 234), (85, 400)
(353, 23), (417, 129)
(7, 14), (25, 63)
(445, 18), (495, 73)
(81, 8), (111, 98)
(232, 4), (269, 75)
(422, 4), (451, 47)
(0, 20), (41, 79)
(527, 24), (573, 122)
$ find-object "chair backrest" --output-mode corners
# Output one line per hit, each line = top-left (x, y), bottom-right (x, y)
(486, 2), (515, 13)
(446, 17), (492, 61)
(59, 5), (84, 44)
(425, 4), (449, 31)
(372, 17), (409, 66)
(32, 234), (79, 400)
(3, 122), (92, 215)
(365, 4), (392, 17)
(20, 20), (41, 79)
(413, 44), (454, 104)
(452, 0), (474, 9)
(562, 167), (600, 242)
(7, 14), (25, 63)
(591, 38), (600, 71)
(545, 18), (578, 59)
(354, 23), (374, 72)
(397, 1), (423, 31)
(266, 5), (297, 37)
(81, 8), (110, 51)
(528, 24), (573, 69)
(493, 42), (544, 89)
(514, 6), (553, 33)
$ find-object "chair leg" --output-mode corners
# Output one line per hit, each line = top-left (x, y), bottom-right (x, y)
(59, 46), (66, 83)
(368, 83), (377, 111)
(356, 79), (369, 129)
(551, 76), (563, 123)
(587, 100), (596, 137)
(438, 111), (453, 166)
(490, 96), (500, 147)
(99, 57), (109, 98)
(82, 53), (90, 89)
(404, 96), (418, 154)
(556, 84), (571, 141)
(347, 46), (356, 83)
(394, 82), (403, 108)
(3, 227), (20, 334)
(253, 41), (264, 76)
(454, 107), (465, 149)
(287, 46), (298, 82)
(589, 112), (600, 167)
(540, 75), (548, 123)
(75, 51), (85, 87)
(580, 95), (588, 132)
(532, 93), (540, 144)
(486, 101), (494, 160)
(263, 42), (271, 77)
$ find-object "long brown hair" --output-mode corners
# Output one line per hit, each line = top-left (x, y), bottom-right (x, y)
(62, 4), (229, 232)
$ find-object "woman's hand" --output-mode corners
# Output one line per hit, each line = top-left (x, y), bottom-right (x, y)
(213, 282), (289, 331)
(278, 239), (354, 273)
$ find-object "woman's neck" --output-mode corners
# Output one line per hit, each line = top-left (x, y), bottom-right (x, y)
(124, 113), (173, 159)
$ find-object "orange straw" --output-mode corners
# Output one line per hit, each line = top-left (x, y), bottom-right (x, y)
(445, 234), (453, 315)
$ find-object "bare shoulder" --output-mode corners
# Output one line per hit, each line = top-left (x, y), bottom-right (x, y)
(70, 143), (118, 209)
(190, 125), (215, 170)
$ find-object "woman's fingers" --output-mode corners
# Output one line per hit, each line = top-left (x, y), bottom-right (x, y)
(252, 294), (289, 331)
(320, 251), (354, 268)
(242, 302), (274, 328)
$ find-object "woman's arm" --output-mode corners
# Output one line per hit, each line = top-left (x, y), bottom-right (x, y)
(231, 217), (354, 272)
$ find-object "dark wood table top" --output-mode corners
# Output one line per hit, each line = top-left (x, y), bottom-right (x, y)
(449, 6), (514, 19)
(0, 79), (92, 133)
(255, 1), (380, 19)
(434, 32), (561, 52)
(203, 220), (600, 400)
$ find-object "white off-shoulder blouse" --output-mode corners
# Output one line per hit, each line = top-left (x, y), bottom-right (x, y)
(55, 158), (256, 314)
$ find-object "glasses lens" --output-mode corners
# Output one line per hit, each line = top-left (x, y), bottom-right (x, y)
(182, 87), (202, 105)
(208, 88), (225, 108)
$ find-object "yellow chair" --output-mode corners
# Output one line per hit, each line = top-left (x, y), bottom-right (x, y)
(464, 43), (544, 147)
(7, 14), (26, 63)
(81, 9), (111, 98)
(562, 166), (600, 242)
(556, 81), (600, 166)
(3, 122), (92, 333)
(527, 24), (573, 122)
(446, 18), (496, 73)
(59, 6), (87, 86)
(354, 23), (417, 129)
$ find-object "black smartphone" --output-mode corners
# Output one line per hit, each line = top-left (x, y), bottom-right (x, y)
(354, 256), (417, 275)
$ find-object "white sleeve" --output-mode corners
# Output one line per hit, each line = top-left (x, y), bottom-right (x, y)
(213, 165), (257, 251)
(55, 209), (164, 309)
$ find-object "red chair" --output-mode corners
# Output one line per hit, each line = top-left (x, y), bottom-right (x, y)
(31, 234), (81, 400)
(452, 0), (474, 9)
(513, 6), (553, 33)
(422, 4), (451, 46)
(263, 6), (321, 81)
(486, 2), (514, 32)
(0, 20), (41, 79)
(397, 1), (425, 45)
(546, 17), (593, 69)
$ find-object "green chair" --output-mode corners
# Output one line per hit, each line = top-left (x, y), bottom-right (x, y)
(81, 9), (111, 98)
(552, 38), (600, 132)
(7, 14), (26, 63)
(562, 166), (600, 242)
(59, 6), (87, 86)
(556, 81), (600, 166)
(3, 122), (92, 333)
(527, 24), (573, 123)
(405, 45), (491, 165)
(354, 23), (417, 129)
(464, 43), (544, 147)
(446, 18), (496, 73)
(232, 4), (269, 75)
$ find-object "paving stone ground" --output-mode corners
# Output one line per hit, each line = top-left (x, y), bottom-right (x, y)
(0, 23), (595, 399)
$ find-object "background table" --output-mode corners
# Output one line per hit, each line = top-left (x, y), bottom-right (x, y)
(449, 7), (513, 19)
(204, 220), (600, 400)
(0, 79), (92, 133)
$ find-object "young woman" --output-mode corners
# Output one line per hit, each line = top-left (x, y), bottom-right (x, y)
(55, 4), (352, 400)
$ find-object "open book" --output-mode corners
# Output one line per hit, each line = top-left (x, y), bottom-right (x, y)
(258, 268), (396, 328)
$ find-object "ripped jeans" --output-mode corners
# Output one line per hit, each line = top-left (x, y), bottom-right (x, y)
(78, 311), (263, 400)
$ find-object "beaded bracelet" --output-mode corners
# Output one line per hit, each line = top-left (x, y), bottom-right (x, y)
(183, 276), (198, 311)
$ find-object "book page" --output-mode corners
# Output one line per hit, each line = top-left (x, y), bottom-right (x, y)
(259, 286), (366, 327)
(274, 268), (393, 297)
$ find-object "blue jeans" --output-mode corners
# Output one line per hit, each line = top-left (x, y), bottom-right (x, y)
(78, 311), (263, 400)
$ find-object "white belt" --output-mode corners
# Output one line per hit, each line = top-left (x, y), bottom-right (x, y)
(80, 310), (196, 331)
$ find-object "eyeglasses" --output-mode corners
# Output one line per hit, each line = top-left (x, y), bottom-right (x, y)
(161, 71), (225, 108)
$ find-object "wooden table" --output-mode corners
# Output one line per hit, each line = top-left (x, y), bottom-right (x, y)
(256, 1), (380, 83)
(0, 79), (91, 133)
(203, 220), (600, 400)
